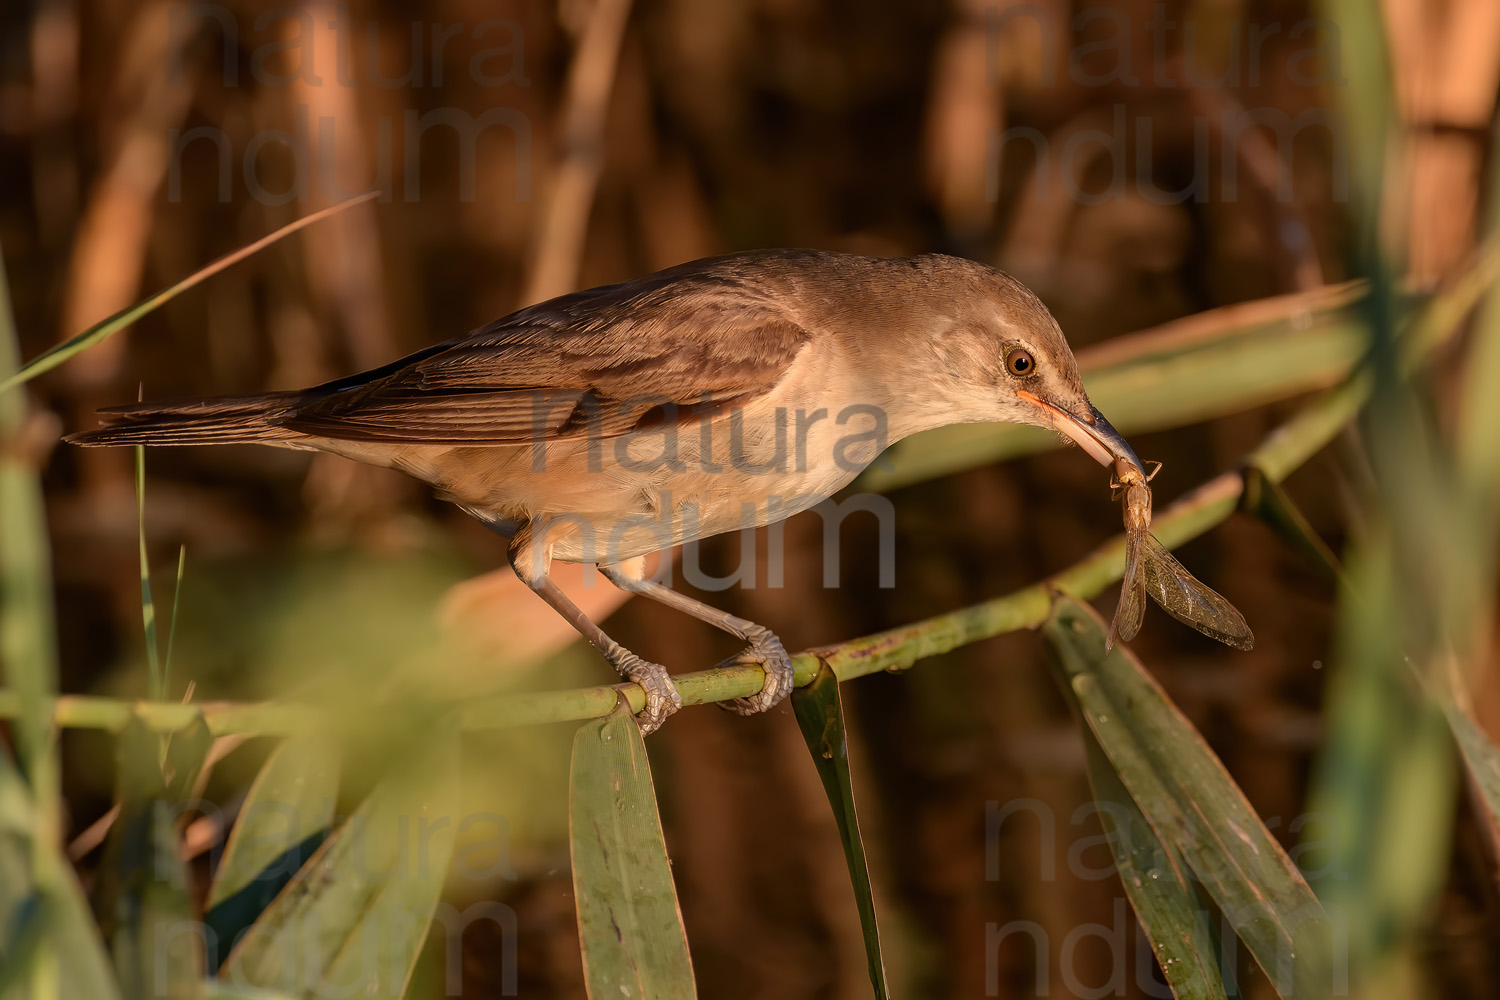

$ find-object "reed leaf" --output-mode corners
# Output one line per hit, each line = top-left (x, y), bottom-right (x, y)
(219, 732), (459, 999)
(570, 697), (696, 1000)
(204, 733), (341, 957)
(1044, 595), (1334, 999)
(791, 662), (889, 999)
(1239, 466), (1346, 583)
(1077, 726), (1230, 1000)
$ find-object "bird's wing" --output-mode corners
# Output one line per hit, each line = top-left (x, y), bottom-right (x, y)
(280, 271), (813, 445)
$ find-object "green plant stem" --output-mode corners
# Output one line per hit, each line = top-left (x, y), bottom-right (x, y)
(0, 373), (1361, 739)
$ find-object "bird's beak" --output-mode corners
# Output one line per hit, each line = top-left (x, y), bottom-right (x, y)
(1016, 390), (1143, 474)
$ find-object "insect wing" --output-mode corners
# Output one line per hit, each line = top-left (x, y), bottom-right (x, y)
(1107, 520), (1149, 648)
(1139, 535), (1255, 650)
(1108, 575), (1146, 649)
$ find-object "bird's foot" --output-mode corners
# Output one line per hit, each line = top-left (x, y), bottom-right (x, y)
(608, 648), (683, 734)
(717, 628), (796, 716)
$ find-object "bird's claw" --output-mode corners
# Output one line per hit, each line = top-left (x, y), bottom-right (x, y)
(609, 650), (683, 734)
(718, 631), (795, 716)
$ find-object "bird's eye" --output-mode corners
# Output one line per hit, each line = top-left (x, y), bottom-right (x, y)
(1005, 348), (1036, 377)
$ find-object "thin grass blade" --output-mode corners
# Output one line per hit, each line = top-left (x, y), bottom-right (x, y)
(1044, 594), (1334, 999)
(164, 545), (187, 694)
(569, 697), (695, 1000)
(136, 447), (164, 701)
(0, 193), (377, 394)
(791, 662), (889, 999)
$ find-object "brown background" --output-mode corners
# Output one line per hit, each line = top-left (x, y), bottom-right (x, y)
(4, 0), (1499, 996)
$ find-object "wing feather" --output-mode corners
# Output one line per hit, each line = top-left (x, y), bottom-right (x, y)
(279, 266), (812, 445)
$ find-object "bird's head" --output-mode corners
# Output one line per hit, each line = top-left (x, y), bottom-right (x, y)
(915, 256), (1144, 478)
(998, 335), (1142, 477)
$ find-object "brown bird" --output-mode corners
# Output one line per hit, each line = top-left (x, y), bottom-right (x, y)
(69, 249), (1143, 731)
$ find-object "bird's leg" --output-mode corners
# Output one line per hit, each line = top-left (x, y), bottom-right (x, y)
(505, 529), (682, 733)
(599, 559), (795, 716)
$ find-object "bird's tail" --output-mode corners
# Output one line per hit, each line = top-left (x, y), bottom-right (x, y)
(66, 392), (307, 447)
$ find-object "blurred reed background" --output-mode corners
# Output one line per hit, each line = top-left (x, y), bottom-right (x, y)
(3, 0), (1500, 997)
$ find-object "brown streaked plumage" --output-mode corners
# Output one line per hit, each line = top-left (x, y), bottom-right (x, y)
(69, 249), (1145, 731)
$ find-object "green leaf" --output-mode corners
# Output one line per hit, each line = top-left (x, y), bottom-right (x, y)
(791, 662), (888, 999)
(164, 545), (188, 693)
(1239, 466), (1345, 584)
(0, 244), (119, 1000)
(163, 717), (215, 804)
(0, 749), (120, 1000)
(204, 733), (341, 954)
(569, 697), (695, 1000)
(1078, 725), (1230, 1000)
(219, 731), (459, 1000)
(99, 717), (209, 1000)
(1301, 539), (1457, 979)
(1459, 151), (1500, 504)
(1044, 594), (1333, 999)
(0, 241), (60, 868)
(1450, 132), (1500, 856)
(1447, 708), (1500, 834)
(137, 447), (165, 702)
(0, 885), (47, 997)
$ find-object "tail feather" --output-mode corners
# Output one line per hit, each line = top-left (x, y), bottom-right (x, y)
(66, 392), (308, 447)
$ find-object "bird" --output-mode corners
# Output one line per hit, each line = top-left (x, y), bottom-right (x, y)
(68, 249), (1143, 732)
